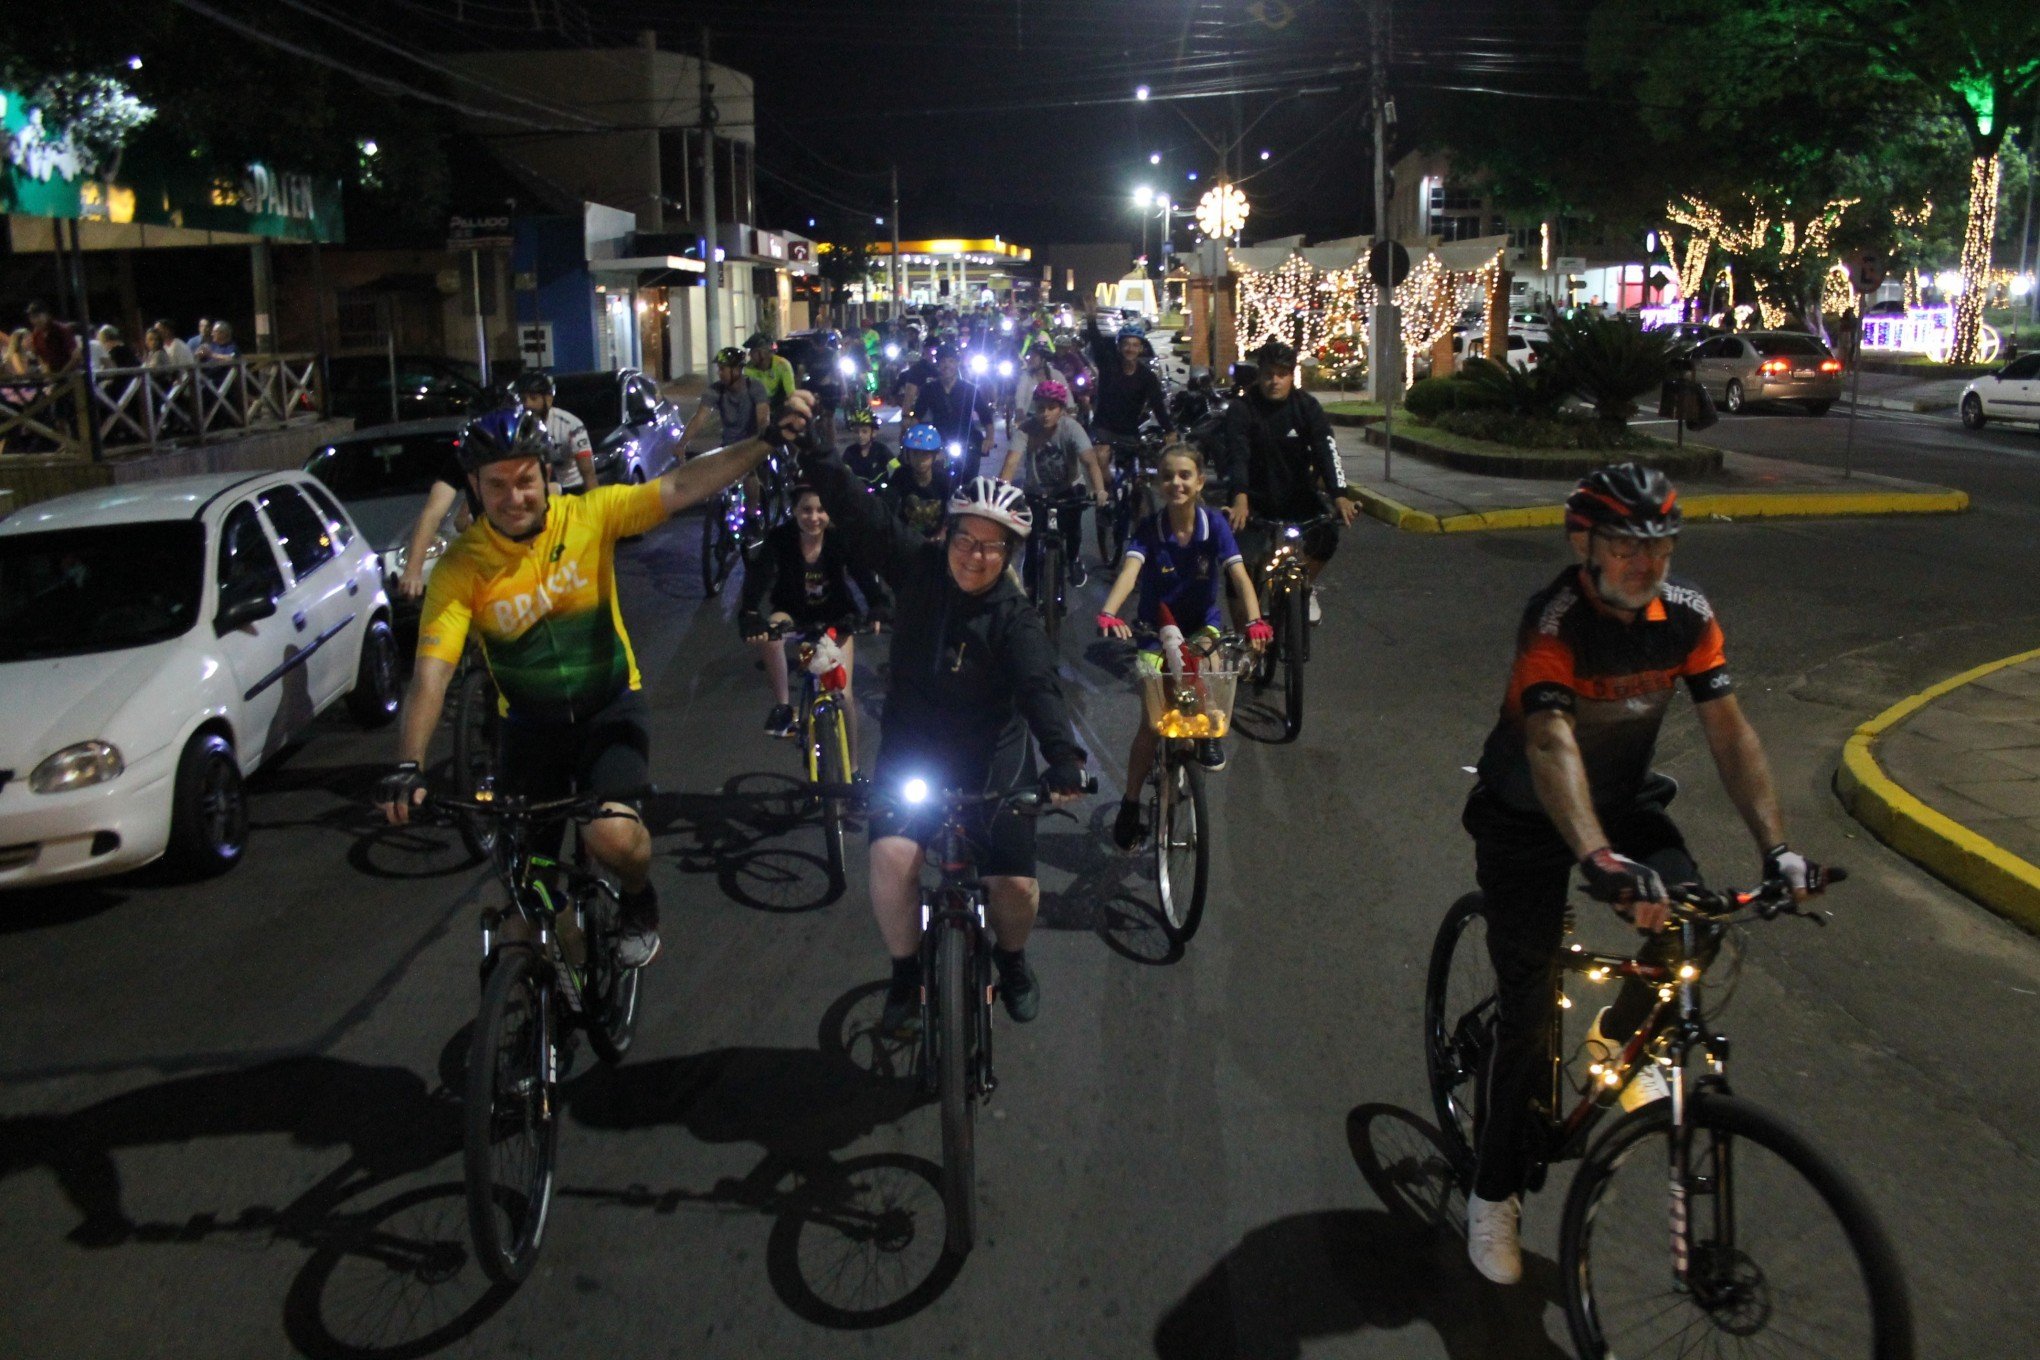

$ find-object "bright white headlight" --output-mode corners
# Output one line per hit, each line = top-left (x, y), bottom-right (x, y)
(838, 356), (858, 375)
(903, 777), (930, 805)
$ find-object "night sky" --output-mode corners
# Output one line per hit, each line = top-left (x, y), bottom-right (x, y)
(409, 0), (1592, 250)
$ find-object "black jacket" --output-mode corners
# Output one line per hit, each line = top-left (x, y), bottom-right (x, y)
(1221, 386), (1342, 513)
(738, 520), (890, 634)
(1084, 319), (1172, 437)
(805, 459), (1086, 785)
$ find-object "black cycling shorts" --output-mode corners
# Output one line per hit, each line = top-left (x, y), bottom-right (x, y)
(500, 688), (651, 809)
(866, 744), (1038, 880)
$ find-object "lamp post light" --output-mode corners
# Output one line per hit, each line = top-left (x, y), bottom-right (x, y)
(1135, 185), (1154, 273)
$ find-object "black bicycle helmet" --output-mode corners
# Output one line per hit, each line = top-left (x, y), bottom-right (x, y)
(457, 407), (553, 474)
(513, 370), (554, 398)
(714, 345), (746, 368)
(1565, 462), (1682, 538)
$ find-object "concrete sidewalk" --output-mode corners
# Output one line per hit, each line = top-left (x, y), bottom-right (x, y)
(1839, 370), (1970, 414)
(1837, 648), (2040, 933)
(1332, 425), (1968, 532)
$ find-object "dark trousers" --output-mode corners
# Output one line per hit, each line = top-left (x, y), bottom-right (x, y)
(1461, 781), (1700, 1201)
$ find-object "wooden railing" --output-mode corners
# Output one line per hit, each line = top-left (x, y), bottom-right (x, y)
(0, 354), (326, 459)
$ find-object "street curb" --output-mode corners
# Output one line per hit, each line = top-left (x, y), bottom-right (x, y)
(1347, 484), (1970, 535)
(1835, 647), (2040, 935)
(1844, 395), (1959, 414)
(1359, 424), (1723, 478)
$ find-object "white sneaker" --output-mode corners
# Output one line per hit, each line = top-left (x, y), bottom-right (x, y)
(1586, 1006), (1670, 1112)
(1467, 1192), (1523, 1285)
(1307, 586), (1323, 625)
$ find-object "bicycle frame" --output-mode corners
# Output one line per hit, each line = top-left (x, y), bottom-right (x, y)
(919, 806), (996, 1102)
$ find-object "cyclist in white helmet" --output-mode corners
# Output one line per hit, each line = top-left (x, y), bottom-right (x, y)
(797, 456), (1091, 1036)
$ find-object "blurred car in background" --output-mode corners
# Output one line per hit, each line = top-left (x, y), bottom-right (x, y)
(548, 370), (684, 485)
(303, 419), (463, 618)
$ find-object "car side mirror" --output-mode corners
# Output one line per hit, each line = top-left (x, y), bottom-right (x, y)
(215, 577), (279, 634)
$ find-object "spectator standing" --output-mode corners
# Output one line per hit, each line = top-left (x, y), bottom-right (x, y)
(187, 318), (212, 354)
(95, 325), (139, 370)
(25, 301), (80, 376)
(147, 321), (195, 369)
(204, 322), (239, 362)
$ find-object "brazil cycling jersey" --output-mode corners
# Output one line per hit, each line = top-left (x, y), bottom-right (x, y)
(1475, 566), (1731, 815)
(417, 482), (667, 722)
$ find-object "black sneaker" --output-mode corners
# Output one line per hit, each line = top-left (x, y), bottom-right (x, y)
(764, 703), (797, 738)
(1112, 799), (1147, 852)
(993, 948), (1040, 1023)
(616, 886), (660, 969)
(1069, 556), (1089, 588)
(1196, 739), (1227, 771)
(879, 960), (922, 1037)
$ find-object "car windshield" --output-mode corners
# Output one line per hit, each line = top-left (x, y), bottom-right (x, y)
(550, 375), (621, 441)
(1750, 334), (1829, 357)
(306, 434), (455, 500)
(0, 523), (204, 661)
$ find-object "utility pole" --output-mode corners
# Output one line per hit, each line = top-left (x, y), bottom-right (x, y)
(700, 27), (722, 357)
(1366, 0), (1399, 407)
(891, 165), (903, 317)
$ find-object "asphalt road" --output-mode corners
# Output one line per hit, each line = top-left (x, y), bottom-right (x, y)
(4, 411), (2039, 1359)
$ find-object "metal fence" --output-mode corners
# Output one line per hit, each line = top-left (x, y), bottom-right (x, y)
(0, 354), (325, 460)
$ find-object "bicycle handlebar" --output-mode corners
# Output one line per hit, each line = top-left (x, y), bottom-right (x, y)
(426, 789), (612, 824)
(1661, 867), (1847, 925)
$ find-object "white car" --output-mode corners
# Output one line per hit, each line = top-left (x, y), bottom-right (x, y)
(0, 471), (400, 887)
(1959, 353), (2040, 430)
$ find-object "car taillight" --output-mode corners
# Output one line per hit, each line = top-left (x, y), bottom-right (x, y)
(1819, 358), (1842, 373)
(1759, 358), (1791, 375)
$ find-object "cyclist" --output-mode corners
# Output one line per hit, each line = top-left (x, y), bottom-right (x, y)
(1083, 313), (1172, 528)
(1220, 340), (1357, 625)
(1460, 463), (1828, 1287)
(375, 395), (816, 970)
(1097, 443), (1271, 824)
(885, 423), (953, 540)
(998, 378), (1104, 588)
(893, 337), (940, 409)
(906, 342), (996, 476)
(681, 346), (770, 453)
(842, 406), (894, 487)
(799, 458), (1089, 1034)
(1006, 342), (1054, 442)
(743, 332), (797, 411)
(740, 483), (890, 754)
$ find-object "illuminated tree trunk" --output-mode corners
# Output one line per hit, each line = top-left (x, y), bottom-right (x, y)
(1951, 151), (2002, 364)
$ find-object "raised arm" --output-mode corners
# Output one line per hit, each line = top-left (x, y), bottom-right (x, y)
(658, 391), (813, 517)
(802, 453), (926, 585)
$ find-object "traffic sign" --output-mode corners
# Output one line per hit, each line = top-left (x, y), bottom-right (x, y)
(1852, 252), (1888, 293)
(1369, 240), (1411, 288)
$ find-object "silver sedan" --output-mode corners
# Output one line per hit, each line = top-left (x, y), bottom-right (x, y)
(1684, 331), (1844, 415)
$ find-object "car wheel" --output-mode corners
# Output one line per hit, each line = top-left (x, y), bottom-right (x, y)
(345, 616), (401, 727)
(1805, 400), (1833, 416)
(166, 731), (246, 878)
(1724, 379), (1745, 413)
(1961, 393), (1987, 430)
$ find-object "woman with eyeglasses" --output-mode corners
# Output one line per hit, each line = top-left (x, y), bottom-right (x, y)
(800, 456), (1091, 1038)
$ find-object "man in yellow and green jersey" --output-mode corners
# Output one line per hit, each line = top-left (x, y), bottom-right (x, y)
(744, 331), (797, 411)
(375, 395), (815, 968)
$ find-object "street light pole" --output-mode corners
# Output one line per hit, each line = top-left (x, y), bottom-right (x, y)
(699, 27), (721, 357)
(891, 164), (903, 317)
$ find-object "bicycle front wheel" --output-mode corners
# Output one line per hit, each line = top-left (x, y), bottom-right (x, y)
(1039, 537), (1064, 648)
(581, 884), (641, 1066)
(701, 496), (735, 595)
(464, 947), (559, 1285)
(1280, 575), (1307, 740)
(1562, 1093), (1914, 1360)
(450, 662), (500, 859)
(1152, 754), (1210, 943)
(934, 919), (977, 1257)
(812, 698), (851, 882)
(1423, 892), (1493, 1186)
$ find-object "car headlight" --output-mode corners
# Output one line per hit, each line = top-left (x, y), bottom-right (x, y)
(30, 740), (124, 794)
(838, 356), (858, 376)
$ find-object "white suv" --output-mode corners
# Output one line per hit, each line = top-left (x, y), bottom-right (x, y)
(0, 470), (399, 886)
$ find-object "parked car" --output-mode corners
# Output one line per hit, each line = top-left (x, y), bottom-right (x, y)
(303, 418), (464, 613)
(0, 472), (399, 886)
(1653, 322), (1722, 350)
(1959, 353), (2040, 430)
(1683, 331), (1843, 414)
(325, 354), (487, 428)
(548, 370), (684, 485)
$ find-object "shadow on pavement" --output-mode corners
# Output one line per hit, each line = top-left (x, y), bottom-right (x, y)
(1036, 803), (1184, 965)
(561, 982), (958, 1327)
(644, 773), (844, 912)
(1151, 1104), (1565, 1359)
(0, 1053), (518, 1359)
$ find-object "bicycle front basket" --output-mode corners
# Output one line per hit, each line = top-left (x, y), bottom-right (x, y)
(1139, 659), (1244, 739)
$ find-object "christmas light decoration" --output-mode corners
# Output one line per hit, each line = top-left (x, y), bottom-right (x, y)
(1196, 182), (1250, 240)
(1229, 244), (1503, 383)
(1821, 262), (1854, 318)
(1950, 153), (2001, 364)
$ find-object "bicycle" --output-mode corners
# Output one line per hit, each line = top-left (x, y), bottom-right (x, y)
(1423, 871), (1915, 1359)
(763, 618), (872, 882)
(429, 787), (645, 1286)
(1021, 484), (1094, 648)
(1124, 627), (1248, 944)
(446, 646), (501, 859)
(1095, 428), (1164, 569)
(1245, 514), (1330, 743)
(881, 771), (1094, 1258)
(703, 446), (798, 595)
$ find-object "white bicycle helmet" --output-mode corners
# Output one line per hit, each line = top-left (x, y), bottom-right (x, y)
(947, 475), (1034, 539)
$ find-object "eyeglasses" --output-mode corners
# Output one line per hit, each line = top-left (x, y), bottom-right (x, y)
(949, 529), (1010, 562)
(1595, 532), (1676, 561)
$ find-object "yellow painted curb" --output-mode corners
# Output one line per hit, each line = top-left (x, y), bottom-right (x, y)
(1350, 486), (1969, 535)
(1834, 646), (2040, 934)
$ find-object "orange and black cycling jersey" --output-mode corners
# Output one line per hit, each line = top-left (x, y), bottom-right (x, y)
(1475, 566), (1732, 815)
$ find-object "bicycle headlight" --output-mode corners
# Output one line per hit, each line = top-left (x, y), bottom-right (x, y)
(947, 441), (963, 459)
(902, 777), (930, 806)
(998, 360), (1014, 378)
(30, 740), (124, 794)
(885, 344), (900, 359)
(969, 354), (989, 376)
(837, 356), (858, 376)
(1285, 526), (1301, 540)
